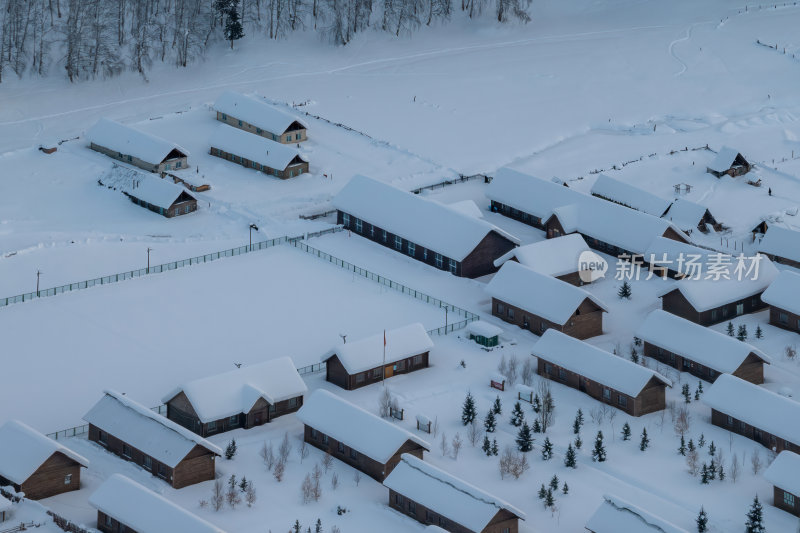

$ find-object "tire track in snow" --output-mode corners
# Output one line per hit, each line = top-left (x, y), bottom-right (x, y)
(668, 25), (691, 76)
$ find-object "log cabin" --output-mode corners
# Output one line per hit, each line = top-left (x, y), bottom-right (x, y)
(702, 374), (800, 454)
(122, 174), (197, 218)
(485, 261), (608, 340)
(662, 198), (721, 234)
(383, 454), (525, 533)
(590, 174), (672, 217)
(763, 451), (800, 517)
(86, 118), (189, 173)
(706, 146), (751, 177)
(585, 494), (690, 533)
(658, 256), (779, 325)
(636, 310), (770, 384)
(334, 175), (519, 278)
(296, 390), (430, 481)
(321, 323), (433, 390)
(90, 474), (226, 533)
(758, 225), (800, 269)
(83, 390), (221, 489)
(213, 91), (308, 144)
(533, 330), (671, 416)
(209, 124), (309, 179)
(0, 420), (89, 500)
(761, 270), (800, 334)
(492, 234), (594, 286)
(642, 237), (714, 279)
(163, 356), (308, 437)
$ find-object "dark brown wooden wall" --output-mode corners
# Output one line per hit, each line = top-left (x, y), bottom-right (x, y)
(769, 306), (800, 334)
(643, 342), (765, 385)
(96, 511), (137, 533)
(324, 352), (430, 391)
(17, 452), (82, 500)
(710, 409), (800, 454)
(491, 297), (603, 340)
(461, 232), (518, 279)
(773, 486), (800, 517)
(387, 489), (520, 533)
(662, 289), (767, 326)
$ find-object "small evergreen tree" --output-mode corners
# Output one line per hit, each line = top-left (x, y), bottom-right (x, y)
(491, 439), (499, 456)
(708, 441), (716, 457)
(591, 431), (606, 462)
(621, 422), (631, 441)
(537, 484), (547, 500)
(292, 520), (301, 533)
(755, 325), (763, 339)
(708, 458), (716, 480)
(618, 281), (632, 299)
(696, 507), (708, 532)
(562, 482), (569, 494)
(682, 384), (691, 403)
(462, 392), (477, 425)
(573, 409), (584, 435)
(549, 474), (559, 491)
(737, 324), (748, 342)
(564, 443), (577, 468)
(688, 439), (695, 452)
(640, 428), (650, 451)
(727, 321), (735, 336)
(492, 396), (502, 415)
(484, 410), (497, 433)
(678, 435), (687, 456)
(700, 464), (709, 484)
(545, 488), (555, 508)
(532, 419), (542, 433)
(694, 389), (700, 401)
(575, 434), (583, 450)
(216, 0), (244, 49)
(532, 395), (541, 414)
(225, 439), (237, 460)
(745, 495), (765, 533)
(630, 346), (639, 364)
(718, 463), (725, 481)
(315, 518), (323, 533)
(510, 402), (525, 427)
(238, 476), (248, 492)
(482, 436), (492, 456)
(698, 434), (705, 448)
(516, 422), (534, 452)
(541, 437), (553, 460)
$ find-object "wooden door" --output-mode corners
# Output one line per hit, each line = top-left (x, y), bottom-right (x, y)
(384, 365), (394, 378)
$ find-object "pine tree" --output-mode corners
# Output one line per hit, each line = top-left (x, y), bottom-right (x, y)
(630, 346), (639, 364)
(549, 474), (559, 491)
(216, 0), (244, 49)
(618, 281), (632, 299)
(493, 396), (502, 415)
(694, 388), (700, 401)
(531, 419), (542, 433)
(545, 488), (555, 508)
(682, 384), (691, 403)
(225, 438), (237, 460)
(745, 495), (765, 533)
(755, 325), (763, 339)
(688, 439), (695, 452)
(696, 507), (708, 532)
(562, 482), (569, 495)
(482, 436), (492, 456)
(491, 439), (499, 456)
(516, 422), (534, 452)
(708, 459), (716, 480)
(700, 463), (709, 484)
(621, 422), (631, 441)
(678, 435), (687, 456)
(538, 484), (547, 500)
(484, 410), (497, 433)
(575, 434), (583, 450)
(292, 520), (301, 533)
(592, 431), (606, 462)
(573, 409), (584, 435)
(510, 402), (525, 427)
(698, 434), (705, 448)
(238, 476), (248, 492)
(315, 518), (323, 533)
(737, 324), (748, 342)
(698, 381), (704, 394)
(727, 321), (735, 336)
(541, 437), (553, 460)
(708, 441), (716, 457)
(564, 443), (577, 468)
(462, 392), (477, 425)
(640, 428), (649, 451)
(718, 463), (725, 481)
(532, 395), (541, 414)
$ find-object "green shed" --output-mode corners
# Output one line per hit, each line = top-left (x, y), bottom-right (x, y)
(466, 321), (502, 348)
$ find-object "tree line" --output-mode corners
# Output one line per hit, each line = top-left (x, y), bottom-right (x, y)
(0, 0), (531, 84)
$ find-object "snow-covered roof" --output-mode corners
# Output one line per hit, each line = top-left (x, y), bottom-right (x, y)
(213, 91), (308, 134)
(702, 374), (800, 447)
(636, 310), (770, 373)
(657, 255), (779, 311)
(0, 498), (11, 513)
(90, 474), (226, 533)
(764, 451), (800, 495)
(586, 494), (689, 533)
(643, 237), (714, 275)
(83, 390), (221, 467)
(493, 234), (589, 276)
(486, 167), (583, 221)
(590, 174), (672, 217)
(321, 323), (433, 374)
(708, 146), (745, 173)
(209, 124), (307, 171)
(161, 357), (308, 423)
(761, 270), (800, 314)
(485, 262), (608, 325)
(444, 199), (484, 219)
(465, 321), (503, 338)
(532, 330), (671, 396)
(662, 198), (712, 231)
(333, 175), (519, 261)
(86, 118), (188, 164)
(296, 390), (430, 463)
(99, 166), (196, 210)
(0, 420), (89, 485)
(383, 454), (525, 530)
(758, 225), (800, 264)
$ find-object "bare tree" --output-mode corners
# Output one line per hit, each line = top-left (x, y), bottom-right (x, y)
(352, 470), (361, 486)
(506, 355), (519, 386)
(537, 379), (555, 432)
(378, 388), (393, 418)
(466, 419), (481, 447)
(298, 440), (309, 463)
(451, 432), (463, 460)
(279, 432), (292, 463)
(751, 450), (763, 475)
(245, 482), (257, 507)
(273, 458), (285, 482)
(260, 441), (275, 470)
(673, 405), (691, 437)
(686, 447), (700, 476)
(521, 357), (535, 386)
(330, 471), (339, 490)
(211, 479), (224, 511)
(322, 452), (334, 473)
(440, 432), (450, 457)
(730, 452), (740, 483)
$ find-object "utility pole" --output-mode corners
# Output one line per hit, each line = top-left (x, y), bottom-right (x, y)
(36, 270), (41, 296)
(445, 306), (448, 334)
(249, 223), (259, 251)
(147, 247), (152, 274)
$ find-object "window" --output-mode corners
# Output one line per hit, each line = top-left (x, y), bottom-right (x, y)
(157, 463), (166, 478)
(394, 493), (403, 505)
(337, 442), (344, 453)
(372, 368), (384, 379)
(296, 133), (302, 140)
(221, 113), (227, 120)
(122, 444), (132, 458)
(356, 373), (365, 383)
(396, 360), (405, 371)
(727, 415), (734, 426)
(669, 352), (675, 363)
(272, 134), (277, 141)
(544, 363), (553, 375)
(64, 474), (72, 485)
(229, 415), (239, 427)
(423, 248), (428, 261)
(408, 242), (415, 257)
(252, 161), (257, 168)
(143, 456), (152, 470)
(342, 213), (350, 227)
(269, 403), (276, 413)
(618, 395), (628, 407)
(395, 236), (402, 250)
(238, 120), (243, 127)
(502, 528), (511, 533)
(497, 303), (505, 314)
(322, 434), (329, 445)
(439, 517), (448, 528)
(602, 388), (611, 400)
(350, 448), (358, 460)
(413, 355), (422, 365)
(435, 253), (443, 268)
(711, 309), (718, 321)
(780, 312), (789, 324)
(207, 420), (217, 432)
(288, 397), (298, 408)
(98, 430), (108, 445)
(558, 368), (566, 380)
(722, 306), (729, 317)
(286, 135), (291, 142)
(426, 510), (437, 523)
(449, 258), (457, 274)
(407, 501), (416, 514)
(523, 316), (530, 328)
(369, 225), (375, 237)
(382, 230), (387, 242)
(355, 219), (362, 233)
(105, 515), (112, 527)
(256, 128), (262, 134)
(736, 303), (744, 316)
(507, 307), (515, 320)
(784, 492), (795, 507)
(175, 161), (181, 169)
(311, 429), (319, 440)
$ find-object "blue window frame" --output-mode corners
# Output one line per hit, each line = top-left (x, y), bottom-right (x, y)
(395, 236), (402, 250)
(382, 230), (387, 242)
(355, 219), (362, 232)
(238, 120), (243, 127)
(342, 213), (350, 227)
(435, 253), (443, 268)
(408, 242), (415, 256)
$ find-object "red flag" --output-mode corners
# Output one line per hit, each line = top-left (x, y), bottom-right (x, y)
(383, 330), (386, 347)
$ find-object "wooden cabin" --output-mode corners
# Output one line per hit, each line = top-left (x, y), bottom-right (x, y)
(764, 451), (800, 517)
(465, 321), (502, 348)
(637, 310), (770, 384)
(642, 238), (715, 279)
(761, 270), (800, 334)
(485, 261), (608, 340)
(706, 146), (751, 177)
(702, 374), (800, 454)
(758, 225), (800, 269)
(322, 323), (433, 390)
(209, 124), (309, 179)
(296, 390), (430, 481)
(214, 91), (308, 144)
(586, 494), (690, 533)
(493, 234), (595, 286)
(658, 256), (778, 325)
(590, 174), (672, 217)
(662, 198), (721, 234)
(534, 330), (671, 416)
(163, 357), (307, 437)
(334, 175), (519, 278)
(90, 474), (226, 533)
(87, 118), (189, 173)
(83, 390), (221, 489)
(0, 420), (88, 500)
(487, 167), (580, 230)
(383, 454), (525, 533)
(0, 498), (10, 522)
(123, 174), (197, 218)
